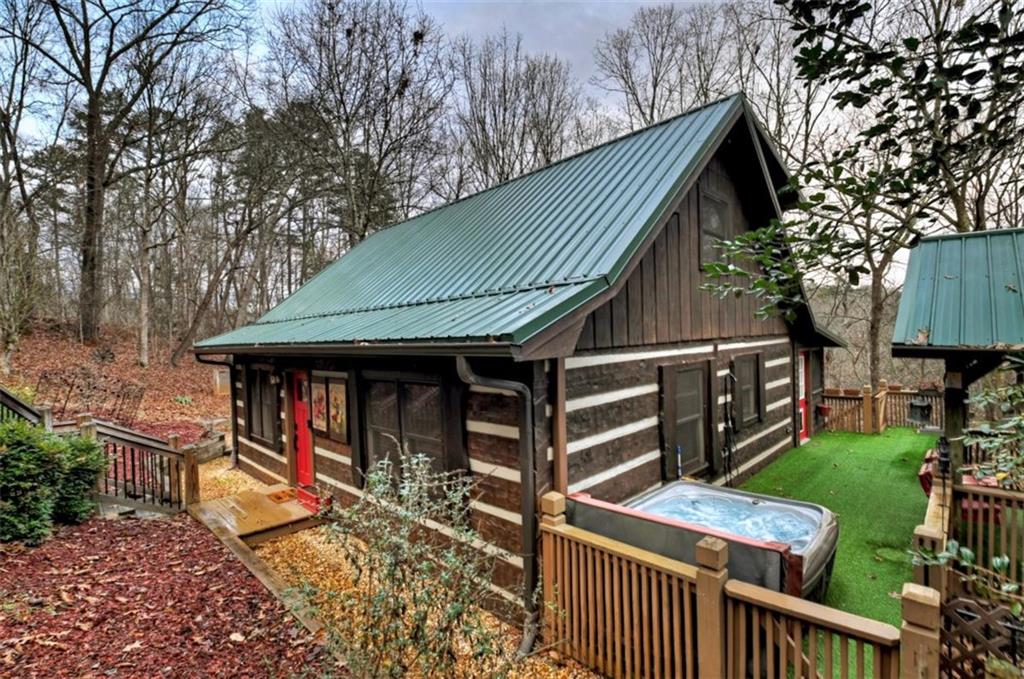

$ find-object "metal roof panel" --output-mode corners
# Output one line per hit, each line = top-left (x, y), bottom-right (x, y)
(197, 96), (747, 350)
(893, 228), (1024, 351)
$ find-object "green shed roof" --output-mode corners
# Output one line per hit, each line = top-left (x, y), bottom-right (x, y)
(197, 94), (778, 354)
(893, 228), (1024, 356)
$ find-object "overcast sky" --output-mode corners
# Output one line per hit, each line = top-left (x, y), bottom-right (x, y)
(257, 1), (708, 93)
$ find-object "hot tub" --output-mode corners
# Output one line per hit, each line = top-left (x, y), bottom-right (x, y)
(628, 481), (839, 601)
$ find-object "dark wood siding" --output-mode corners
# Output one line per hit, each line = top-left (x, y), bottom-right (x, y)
(577, 157), (787, 351)
(558, 149), (808, 502)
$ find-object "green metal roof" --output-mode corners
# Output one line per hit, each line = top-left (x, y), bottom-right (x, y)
(197, 95), (753, 352)
(893, 228), (1024, 353)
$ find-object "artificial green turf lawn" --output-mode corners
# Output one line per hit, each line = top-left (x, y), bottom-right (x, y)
(740, 428), (936, 626)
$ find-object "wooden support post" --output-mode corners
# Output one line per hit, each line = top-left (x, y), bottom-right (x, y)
(912, 524), (948, 601)
(944, 368), (966, 473)
(900, 583), (941, 679)
(878, 379), (888, 433)
(183, 446), (199, 507)
(540, 491), (566, 652)
(552, 359), (568, 495)
(76, 413), (96, 440)
(862, 384), (874, 434)
(695, 536), (728, 679)
(38, 406), (53, 432)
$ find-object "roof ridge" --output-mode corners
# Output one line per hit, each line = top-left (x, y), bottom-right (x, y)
(366, 93), (745, 237)
(920, 226), (1024, 242)
(252, 278), (601, 327)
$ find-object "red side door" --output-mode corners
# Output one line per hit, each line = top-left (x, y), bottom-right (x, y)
(798, 351), (810, 442)
(292, 371), (314, 487)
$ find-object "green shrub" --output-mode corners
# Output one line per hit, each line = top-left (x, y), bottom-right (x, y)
(0, 421), (62, 544)
(0, 421), (107, 544)
(53, 435), (106, 524)
(320, 452), (512, 678)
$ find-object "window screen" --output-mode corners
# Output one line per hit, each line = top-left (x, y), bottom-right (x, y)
(364, 378), (445, 476)
(734, 355), (761, 426)
(246, 367), (279, 448)
(700, 192), (729, 266)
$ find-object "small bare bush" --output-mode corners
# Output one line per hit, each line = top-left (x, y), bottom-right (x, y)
(317, 452), (514, 678)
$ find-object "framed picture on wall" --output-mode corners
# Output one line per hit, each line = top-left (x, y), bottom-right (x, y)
(328, 377), (348, 443)
(311, 378), (328, 434)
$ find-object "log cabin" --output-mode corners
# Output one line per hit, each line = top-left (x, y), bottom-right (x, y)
(193, 93), (842, 620)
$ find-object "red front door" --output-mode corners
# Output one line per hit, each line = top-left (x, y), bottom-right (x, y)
(291, 371), (314, 488)
(798, 351), (810, 442)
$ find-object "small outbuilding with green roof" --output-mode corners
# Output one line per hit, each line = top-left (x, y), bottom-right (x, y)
(893, 228), (1024, 468)
(194, 93), (840, 618)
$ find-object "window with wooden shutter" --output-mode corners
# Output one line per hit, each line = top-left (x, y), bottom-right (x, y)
(245, 366), (281, 450)
(733, 354), (764, 428)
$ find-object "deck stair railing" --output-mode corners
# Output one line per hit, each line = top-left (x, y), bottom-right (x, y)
(0, 385), (198, 513)
(541, 492), (940, 679)
(0, 386), (42, 425)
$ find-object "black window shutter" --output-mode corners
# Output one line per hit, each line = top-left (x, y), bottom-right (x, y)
(659, 366), (677, 481)
(729, 359), (742, 433)
(757, 353), (767, 422)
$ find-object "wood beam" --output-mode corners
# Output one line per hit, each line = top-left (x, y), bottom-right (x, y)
(552, 358), (568, 494)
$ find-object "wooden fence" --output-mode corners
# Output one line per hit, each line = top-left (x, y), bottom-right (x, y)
(90, 418), (198, 513)
(824, 383), (943, 434)
(913, 465), (1024, 675)
(0, 386), (43, 425)
(0, 385), (198, 514)
(541, 492), (940, 679)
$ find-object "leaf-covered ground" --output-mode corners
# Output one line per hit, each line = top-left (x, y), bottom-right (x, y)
(2, 323), (229, 443)
(0, 515), (330, 678)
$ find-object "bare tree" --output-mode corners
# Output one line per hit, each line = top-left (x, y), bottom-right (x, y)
(268, 0), (452, 242)
(592, 5), (685, 129)
(0, 0), (58, 373)
(0, 0), (245, 343)
(453, 29), (583, 190)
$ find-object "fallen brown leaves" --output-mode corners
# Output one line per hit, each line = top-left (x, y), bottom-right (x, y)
(0, 515), (327, 678)
(198, 456), (263, 502)
(257, 528), (599, 679)
(3, 323), (229, 443)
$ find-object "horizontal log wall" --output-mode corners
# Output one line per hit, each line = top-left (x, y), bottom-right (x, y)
(563, 337), (796, 502)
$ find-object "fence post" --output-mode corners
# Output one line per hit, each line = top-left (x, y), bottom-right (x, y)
(900, 583), (941, 679)
(878, 380), (888, 433)
(38, 405), (53, 432)
(862, 384), (874, 434)
(540, 491), (566, 653)
(696, 536), (729, 679)
(76, 413), (96, 440)
(912, 524), (948, 601)
(179, 438), (199, 507)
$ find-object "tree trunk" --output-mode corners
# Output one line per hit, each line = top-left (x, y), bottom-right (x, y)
(79, 101), (107, 343)
(138, 227), (151, 368)
(867, 266), (884, 394)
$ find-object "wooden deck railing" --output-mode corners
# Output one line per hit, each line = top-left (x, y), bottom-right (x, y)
(89, 417), (198, 513)
(725, 580), (900, 679)
(824, 384), (943, 434)
(0, 384), (198, 514)
(0, 387), (41, 424)
(540, 492), (940, 679)
(954, 482), (1024, 589)
(823, 391), (864, 433)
